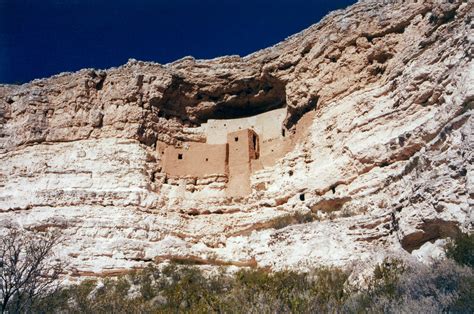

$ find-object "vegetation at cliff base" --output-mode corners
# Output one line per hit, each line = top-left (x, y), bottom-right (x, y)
(1, 231), (473, 313)
(32, 259), (473, 313)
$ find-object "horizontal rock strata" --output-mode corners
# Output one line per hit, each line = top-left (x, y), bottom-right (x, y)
(0, 0), (472, 275)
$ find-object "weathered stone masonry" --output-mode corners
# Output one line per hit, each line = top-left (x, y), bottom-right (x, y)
(161, 127), (261, 196)
(159, 108), (288, 196)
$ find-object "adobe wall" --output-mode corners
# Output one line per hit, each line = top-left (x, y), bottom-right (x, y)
(252, 138), (290, 171)
(252, 109), (316, 171)
(157, 108), (315, 200)
(203, 107), (287, 144)
(162, 142), (227, 177)
(227, 129), (259, 197)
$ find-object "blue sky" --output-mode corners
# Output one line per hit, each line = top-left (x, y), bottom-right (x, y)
(0, 0), (356, 84)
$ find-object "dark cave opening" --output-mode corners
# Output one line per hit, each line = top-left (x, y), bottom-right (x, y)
(142, 73), (319, 147)
(210, 100), (285, 120)
(150, 74), (288, 124)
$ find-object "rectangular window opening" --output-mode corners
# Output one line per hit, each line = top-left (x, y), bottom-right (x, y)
(178, 153), (183, 160)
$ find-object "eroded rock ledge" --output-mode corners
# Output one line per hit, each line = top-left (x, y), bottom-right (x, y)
(0, 0), (472, 275)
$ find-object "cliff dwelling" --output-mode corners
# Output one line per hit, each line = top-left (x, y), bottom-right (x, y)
(157, 107), (314, 198)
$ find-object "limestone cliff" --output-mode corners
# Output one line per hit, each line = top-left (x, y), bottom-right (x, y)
(0, 0), (472, 276)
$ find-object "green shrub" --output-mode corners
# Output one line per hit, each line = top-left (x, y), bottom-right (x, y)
(446, 233), (474, 268)
(159, 264), (218, 312)
(229, 268), (310, 312)
(345, 258), (406, 313)
(372, 258), (406, 297)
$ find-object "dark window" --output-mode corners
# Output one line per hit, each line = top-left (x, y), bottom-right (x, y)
(178, 153), (183, 160)
(282, 128), (286, 137)
(252, 134), (257, 150)
(289, 170), (293, 176)
(205, 158), (209, 162)
(235, 137), (239, 142)
(299, 193), (305, 201)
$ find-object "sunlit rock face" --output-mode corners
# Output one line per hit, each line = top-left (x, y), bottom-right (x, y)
(0, 0), (472, 275)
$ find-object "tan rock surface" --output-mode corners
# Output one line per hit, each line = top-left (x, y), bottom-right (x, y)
(0, 0), (472, 275)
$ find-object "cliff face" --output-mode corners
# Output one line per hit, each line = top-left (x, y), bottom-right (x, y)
(0, 0), (472, 275)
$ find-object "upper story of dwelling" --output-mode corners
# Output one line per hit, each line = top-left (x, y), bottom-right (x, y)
(201, 108), (287, 145)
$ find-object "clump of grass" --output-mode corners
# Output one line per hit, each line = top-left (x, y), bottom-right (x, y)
(269, 211), (318, 229)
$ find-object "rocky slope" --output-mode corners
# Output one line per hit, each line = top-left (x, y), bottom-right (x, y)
(0, 0), (472, 276)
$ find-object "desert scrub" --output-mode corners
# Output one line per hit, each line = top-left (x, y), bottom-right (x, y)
(37, 265), (351, 313)
(446, 232), (474, 268)
(31, 258), (474, 313)
(346, 258), (474, 314)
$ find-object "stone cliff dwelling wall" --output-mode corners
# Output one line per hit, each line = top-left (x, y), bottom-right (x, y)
(161, 142), (227, 177)
(227, 129), (259, 196)
(252, 108), (315, 171)
(158, 106), (314, 198)
(203, 108), (287, 144)
(160, 128), (260, 197)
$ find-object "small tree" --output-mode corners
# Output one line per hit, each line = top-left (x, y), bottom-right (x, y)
(0, 228), (62, 313)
